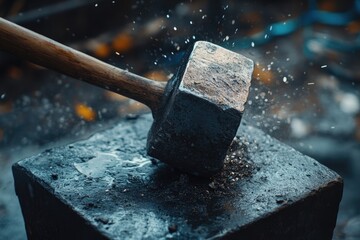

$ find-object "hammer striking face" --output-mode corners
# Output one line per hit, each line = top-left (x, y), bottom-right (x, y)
(147, 41), (253, 176)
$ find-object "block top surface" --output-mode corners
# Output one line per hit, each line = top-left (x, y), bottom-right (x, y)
(15, 114), (342, 239)
(179, 41), (253, 112)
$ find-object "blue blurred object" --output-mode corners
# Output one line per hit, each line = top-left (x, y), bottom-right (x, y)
(160, 0), (360, 80)
(235, 0), (360, 47)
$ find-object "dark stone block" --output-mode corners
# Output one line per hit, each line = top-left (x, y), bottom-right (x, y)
(13, 114), (343, 240)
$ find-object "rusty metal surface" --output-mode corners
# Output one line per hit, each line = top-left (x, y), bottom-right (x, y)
(181, 41), (253, 113)
(13, 114), (342, 239)
(179, 41), (254, 112)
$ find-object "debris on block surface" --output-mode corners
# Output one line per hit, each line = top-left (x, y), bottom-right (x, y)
(13, 114), (343, 240)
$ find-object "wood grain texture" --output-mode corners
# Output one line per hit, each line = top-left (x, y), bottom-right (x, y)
(0, 17), (165, 110)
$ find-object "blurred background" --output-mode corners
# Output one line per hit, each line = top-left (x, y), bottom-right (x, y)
(0, 0), (359, 239)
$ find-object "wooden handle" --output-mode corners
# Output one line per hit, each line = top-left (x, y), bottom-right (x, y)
(0, 17), (166, 110)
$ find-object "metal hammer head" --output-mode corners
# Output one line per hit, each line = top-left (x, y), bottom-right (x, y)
(147, 41), (253, 176)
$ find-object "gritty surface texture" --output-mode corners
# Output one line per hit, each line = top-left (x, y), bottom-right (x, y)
(181, 41), (253, 112)
(13, 114), (343, 239)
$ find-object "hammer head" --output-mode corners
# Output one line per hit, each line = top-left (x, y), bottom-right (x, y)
(147, 41), (253, 176)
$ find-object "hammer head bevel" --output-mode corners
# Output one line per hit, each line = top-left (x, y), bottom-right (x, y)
(147, 41), (253, 176)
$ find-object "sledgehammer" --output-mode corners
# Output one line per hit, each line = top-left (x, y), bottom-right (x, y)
(0, 17), (253, 176)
